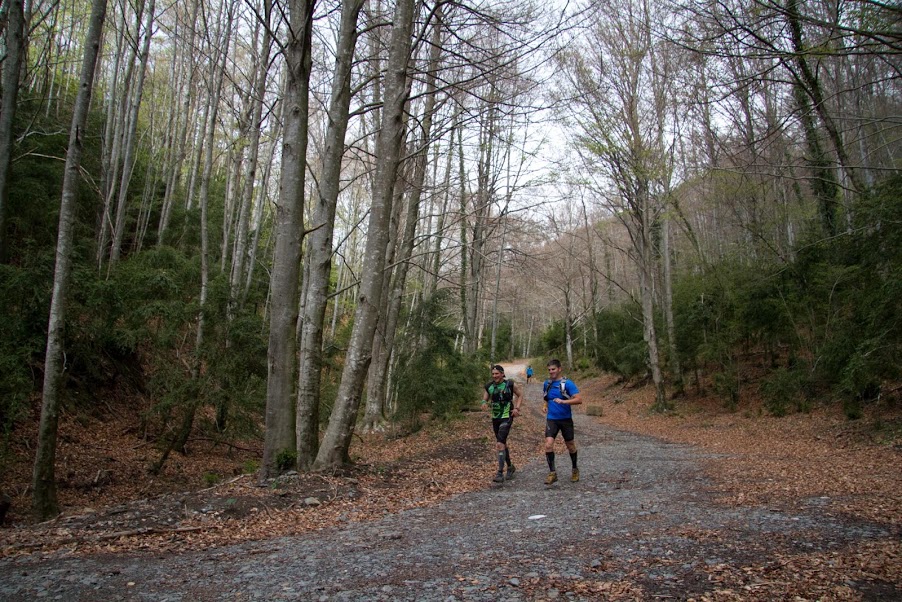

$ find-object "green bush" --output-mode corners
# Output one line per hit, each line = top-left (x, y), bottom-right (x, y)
(760, 367), (807, 417)
(392, 290), (485, 428)
(275, 449), (297, 472)
(0, 255), (55, 442)
(540, 320), (565, 356)
(593, 305), (647, 380)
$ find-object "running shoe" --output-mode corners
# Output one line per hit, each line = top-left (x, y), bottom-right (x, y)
(492, 471), (505, 483)
(544, 471), (558, 485)
(506, 465), (516, 480)
(571, 468), (580, 482)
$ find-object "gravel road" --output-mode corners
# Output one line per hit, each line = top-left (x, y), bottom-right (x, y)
(0, 379), (895, 601)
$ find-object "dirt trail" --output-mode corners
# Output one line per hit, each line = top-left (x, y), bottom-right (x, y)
(1, 379), (896, 601)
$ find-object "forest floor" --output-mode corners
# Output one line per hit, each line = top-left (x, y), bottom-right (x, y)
(1, 365), (901, 600)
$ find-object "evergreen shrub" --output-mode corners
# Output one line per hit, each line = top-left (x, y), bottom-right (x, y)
(392, 290), (484, 428)
(593, 306), (646, 380)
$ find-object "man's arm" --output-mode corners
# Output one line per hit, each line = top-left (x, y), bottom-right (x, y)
(512, 382), (524, 413)
(563, 381), (582, 405)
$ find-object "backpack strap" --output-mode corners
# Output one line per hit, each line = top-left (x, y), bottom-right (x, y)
(559, 380), (571, 400)
(543, 379), (571, 400)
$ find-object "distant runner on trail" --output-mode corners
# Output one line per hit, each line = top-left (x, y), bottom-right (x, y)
(481, 365), (524, 483)
(542, 358), (582, 485)
(526, 365), (534, 383)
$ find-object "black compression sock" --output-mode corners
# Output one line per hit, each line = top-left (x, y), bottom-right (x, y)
(505, 448), (512, 466)
(570, 451), (578, 468)
(498, 451), (506, 471)
(546, 452), (556, 472)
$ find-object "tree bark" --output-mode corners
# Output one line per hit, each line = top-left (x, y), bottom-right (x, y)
(260, 0), (316, 479)
(230, 3), (274, 307)
(0, 0), (25, 262)
(157, 0), (200, 247)
(362, 11), (444, 431)
(661, 214), (683, 396)
(109, 0), (156, 266)
(314, 0), (416, 471)
(295, 0), (364, 468)
(96, 2), (136, 269)
(32, 0), (107, 520)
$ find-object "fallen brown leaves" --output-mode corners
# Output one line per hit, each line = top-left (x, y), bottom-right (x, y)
(0, 410), (499, 559)
(583, 374), (902, 527)
(581, 372), (902, 600)
(2, 369), (901, 602)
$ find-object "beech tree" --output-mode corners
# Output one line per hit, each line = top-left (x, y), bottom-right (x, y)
(313, 0), (416, 470)
(261, 0), (316, 479)
(559, 0), (680, 410)
(295, 0), (365, 467)
(0, 0), (25, 262)
(32, 0), (107, 520)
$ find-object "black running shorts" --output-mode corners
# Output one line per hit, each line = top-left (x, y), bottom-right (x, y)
(492, 417), (514, 443)
(545, 418), (575, 442)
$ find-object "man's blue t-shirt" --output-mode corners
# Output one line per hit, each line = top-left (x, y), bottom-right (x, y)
(545, 379), (579, 420)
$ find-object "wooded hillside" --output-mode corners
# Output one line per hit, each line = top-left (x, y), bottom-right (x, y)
(0, 0), (899, 521)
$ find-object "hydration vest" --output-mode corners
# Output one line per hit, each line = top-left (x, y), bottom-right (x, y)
(543, 379), (571, 402)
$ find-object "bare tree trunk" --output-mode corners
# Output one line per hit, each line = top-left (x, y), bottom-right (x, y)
(314, 0), (416, 471)
(457, 124), (471, 350)
(230, 4), (273, 306)
(363, 181), (406, 430)
(96, 3), (134, 269)
(490, 224), (507, 364)
(31, 0), (106, 520)
(0, 0), (25, 262)
(638, 196), (667, 411)
(109, 0), (156, 266)
(424, 130), (455, 301)
(243, 127), (280, 304)
(785, 0), (864, 197)
(362, 10), (444, 431)
(295, 0), (364, 468)
(661, 214), (683, 395)
(157, 0), (200, 247)
(133, 148), (160, 252)
(260, 0), (316, 479)
(464, 99), (500, 354)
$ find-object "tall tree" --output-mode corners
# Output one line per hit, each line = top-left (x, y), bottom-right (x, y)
(230, 0), (277, 307)
(314, 0), (416, 470)
(31, 0), (107, 520)
(295, 0), (365, 468)
(561, 0), (676, 410)
(362, 8), (445, 432)
(0, 0), (25, 262)
(108, 0), (156, 266)
(260, 0), (316, 479)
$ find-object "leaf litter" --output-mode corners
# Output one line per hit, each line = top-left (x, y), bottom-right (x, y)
(1, 371), (900, 599)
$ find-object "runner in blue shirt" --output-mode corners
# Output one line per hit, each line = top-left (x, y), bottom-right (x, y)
(542, 358), (582, 485)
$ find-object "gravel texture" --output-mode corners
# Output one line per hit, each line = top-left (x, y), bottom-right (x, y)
(0, 385), (895, 601)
